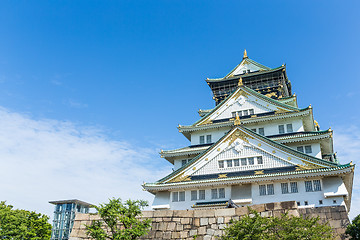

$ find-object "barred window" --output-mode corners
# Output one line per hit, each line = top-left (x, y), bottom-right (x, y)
(278, 125), (285, 134)
(290, 182), (298, 193)
(191, 191), (197, 201)
(243, 110), (249, 116)
(218, 188), (225, 198)
(241, 158), (247, 166)
(305, 181), (313, 192)
(313, 180), (322, 191)
(286, 124), (293, 133)
(259, 185), (266, 196)
(251, 128), (256, 132)
(179, 192), (185, 201)
(305, 145), (312, 154)
(297, 146), (304, 153)
(258, 128), (265, 136)
(206, 135), (212, 143)
(182, 159), (187, 166)
(257, 156), (263, 164)
(281, 183), (289, 194)
(211, 189), (218, 199)
(199, 190), (205, 200)
(248, 157), (254, 165)
(249, 109), (254, 115)
(200, 136), (205, 144)
(227, 160), (233, 167)
(218, 160), (224, 168)
(234, 159), (240, 166)
(267, 184), (274, 195)
(172, 192), (179, 202)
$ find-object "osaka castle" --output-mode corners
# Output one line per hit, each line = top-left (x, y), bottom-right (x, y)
(143, 50), (355, 212)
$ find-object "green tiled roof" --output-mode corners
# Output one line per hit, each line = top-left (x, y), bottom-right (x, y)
(192, 84), (302, 126)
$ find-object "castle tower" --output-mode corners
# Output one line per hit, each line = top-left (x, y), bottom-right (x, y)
(143, 52), (354, 212)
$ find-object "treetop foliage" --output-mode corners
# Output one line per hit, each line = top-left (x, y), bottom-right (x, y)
(220, 208), (333, 240)
(86, 198), (151, 240)
(346, 214), (360, 240)
(0, 201), (52, 240)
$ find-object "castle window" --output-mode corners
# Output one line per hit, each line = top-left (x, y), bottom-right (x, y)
(286, 124), (293, 133)
(247, 69), (251, 73)
(179, 192), (185, 201)
(199, 136), (205, 144)
(304, 201), (308, 206)
(297, 201), (301, 206)
(241, 158), (247, 166)
(199, 190), (205, 200)
(290, 182), (298, 193)
(243, 110), (249, 116)
(259, 185), (266, 196)
(259, 184), (274, 196)
(234, 159), (240, 166)
(278, 125), (285, 134)
(258, 128), (265, 136)
(226, 160), (233, 167)
(248, 157), (254, 165)
(191, 191), (197, 201)
(281, 183), (289, 194)
(305, 145), (312, 154)
(211, 188), (226, 199)
(305, 180), (322, 192)
(172, 192), (185, 202)
(218, 160), (224, 168)
(249, 109), (254, 115)
(251, 129), (256, 132)
(297, 146), (304, 153)
(319, 200), (323, 205)
(206, 135), (212, 143)
(182, 160), (187, 166)
(257, 156), (263, 164)
(313, 180), (322, 191)
(172, 192), (178, 202)
(333, 200), (337, 204)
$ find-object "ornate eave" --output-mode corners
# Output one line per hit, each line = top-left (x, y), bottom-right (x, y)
(206, 64), (281, 83)
(193, 84), (300, 127)
(179, 108), (314, 141)
(143, 164), (354, 192)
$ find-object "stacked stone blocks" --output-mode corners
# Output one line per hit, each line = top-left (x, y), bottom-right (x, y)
(70, 201), (349, 240)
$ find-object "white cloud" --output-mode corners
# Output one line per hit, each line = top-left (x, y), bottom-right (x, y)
(0, 107), (171, 220)
(333, 125), (360, 220)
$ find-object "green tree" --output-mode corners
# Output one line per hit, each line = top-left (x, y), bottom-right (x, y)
(0, 201), (52, 239)
(220, 209), (333, 240)
(86, 198), (151, 240)
(346, 214), (360, 239)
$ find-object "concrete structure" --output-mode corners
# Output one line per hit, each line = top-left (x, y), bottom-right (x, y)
(69, 201), (350, 240)
(143, 50), (355, 212)
(49, 199), (93, 240)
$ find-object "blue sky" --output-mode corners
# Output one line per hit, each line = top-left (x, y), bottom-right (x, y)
(0, 1), (359, 219)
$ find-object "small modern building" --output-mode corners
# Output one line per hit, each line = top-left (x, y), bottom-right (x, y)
(49, 199), (93, 240)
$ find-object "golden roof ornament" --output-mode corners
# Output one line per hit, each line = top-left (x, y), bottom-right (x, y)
(238, 77), (243, 86)
(243, 49), (248, 58)
(234, 112), (241, 126)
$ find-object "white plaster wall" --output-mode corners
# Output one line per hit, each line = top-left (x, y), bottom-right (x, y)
(191, 127), (231, 145)
(288, 143), (322, 158)
(232, 62), (263, 75)
(168, 186), (232, 210)
(190, 118), (304, 146)
(154, 177), (346, 211)
(251, 179), (345, 208)
(245, 118), (304, 136)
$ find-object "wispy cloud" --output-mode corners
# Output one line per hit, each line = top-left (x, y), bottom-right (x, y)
(333, 125), (360, 220)
(66, 99), (88, 108)
(0, 107), (170, 220)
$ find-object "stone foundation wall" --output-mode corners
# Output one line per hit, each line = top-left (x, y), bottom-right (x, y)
(69, 201), (349, 240)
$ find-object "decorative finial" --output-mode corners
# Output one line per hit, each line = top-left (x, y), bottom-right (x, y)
(243, 49), (248, 58)
(309, 104), (312, 109)
(238, 77), (243, 86)
(234, 112), (241, 126)
(329, 127), (332, 132)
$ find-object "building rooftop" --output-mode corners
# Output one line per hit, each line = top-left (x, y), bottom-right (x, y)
(48, 199), (93, 207)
